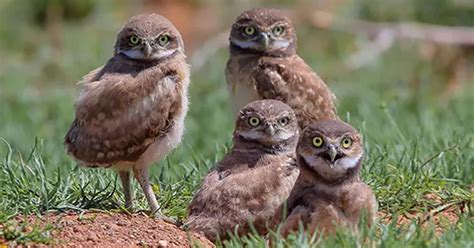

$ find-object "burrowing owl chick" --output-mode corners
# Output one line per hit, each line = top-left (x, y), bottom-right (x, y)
(226, 8), (338, 129)
(276, 120), (377, 237)
(64, 14), (190, 221)
(186, 100), (300, 242)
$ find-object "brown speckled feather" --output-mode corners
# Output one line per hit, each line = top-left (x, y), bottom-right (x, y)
(226, 8), (338, 129)
(227, 54), (338, 128)
(275, 120), (377, 237)
(187, 150), (299, 241)
(63, 13), (190, 216)
(65, 50), (189, 166)
(279, 174), (377, 236)
(186, 100), (300, 242)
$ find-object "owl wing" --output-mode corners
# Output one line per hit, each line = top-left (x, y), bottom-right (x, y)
(253, 55), (338, 127)
(187, 152), (246, 217)
(278, 204), (311, 237)
(186, 169), (221, 216)
(65, 57), (187, 166)
(340, 182), (378, 226)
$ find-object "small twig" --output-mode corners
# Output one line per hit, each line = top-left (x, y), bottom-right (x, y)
(190, 30), (229, 71)
(346, 29), (395, 68)
(420, 144), (458, 168)
(308, 10), (474, 68)
(189, 10), (474, 71)
(419, 201), (461, 226)
(309, 10), (474, 45)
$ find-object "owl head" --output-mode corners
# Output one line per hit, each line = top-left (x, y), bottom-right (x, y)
(229, 8), (297, 56)
(234, 100), (299, 152)
(297, 120), (363, 181)
(114, 14), (184, 61)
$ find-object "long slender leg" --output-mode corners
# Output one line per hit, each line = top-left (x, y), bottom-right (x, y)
(132, 167), (159, 212)
(118, 170), (134, 210)
(132, 166), (176, 224)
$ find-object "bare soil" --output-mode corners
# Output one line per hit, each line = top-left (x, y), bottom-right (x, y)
(1, 192), (465, 246)
(377, 193), (465, 235)
(5, 211), (214, 247)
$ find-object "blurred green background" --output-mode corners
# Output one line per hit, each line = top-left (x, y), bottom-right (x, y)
(1, 0), (472, 166)
(0, 0), (473, 246)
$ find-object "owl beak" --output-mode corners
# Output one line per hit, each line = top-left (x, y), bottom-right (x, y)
(258, 33), (270, 50)
(328, 145), (338, 163)
(264, 124), (276, 136)
(143, 42), (152, 58)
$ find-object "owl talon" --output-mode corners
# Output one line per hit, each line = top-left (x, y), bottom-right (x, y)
(151, 211), (181, 226)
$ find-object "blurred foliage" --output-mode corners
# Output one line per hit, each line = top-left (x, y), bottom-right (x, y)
(354, 0), (474, 26)
(30, 0), (96, 24)
(0, 0), (473, 245)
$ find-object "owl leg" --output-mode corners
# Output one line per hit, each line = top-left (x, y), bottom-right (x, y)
(132, 166), (176, 224)
(118, 170), (134, 210)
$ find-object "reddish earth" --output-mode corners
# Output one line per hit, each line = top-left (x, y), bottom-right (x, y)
(3, 212), (214, 247)
(377, 193), (465, 235)
(1, 193), (465, 246)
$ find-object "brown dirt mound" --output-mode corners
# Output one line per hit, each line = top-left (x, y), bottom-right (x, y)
(6, 211), (214, 247)
(377, 193), (465, 235)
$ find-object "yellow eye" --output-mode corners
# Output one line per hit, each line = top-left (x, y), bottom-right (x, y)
(248, 117), (260, 127)
(272, 26), (285, 36)
(341, 137), (352, 148)
(158, 34), (170, 46)
(244, 26), (256, 36)
(278, 117), (290, 126)
(129, 35), (140, 45)
(312, 136), (324, 148)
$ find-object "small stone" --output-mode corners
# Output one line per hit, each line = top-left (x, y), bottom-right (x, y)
(158, 240), (168, 247)
(117, 220), (128, 226)
(87, 233), (99, 242)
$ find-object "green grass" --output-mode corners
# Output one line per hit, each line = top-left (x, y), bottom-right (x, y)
(0, 2), (473, 247)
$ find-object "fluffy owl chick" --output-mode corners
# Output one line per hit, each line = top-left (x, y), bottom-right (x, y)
(186, 100), (300, 242)
(276, 120), (377, 237)
(64, 14), (189, 221)
(226, 8), (338, 129)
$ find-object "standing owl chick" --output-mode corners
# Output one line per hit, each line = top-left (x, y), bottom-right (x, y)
(226, 8), (338, 129)
(64, 14), (190, 221)
(186, 100), (300, 242)
(275, 120), (377, 237)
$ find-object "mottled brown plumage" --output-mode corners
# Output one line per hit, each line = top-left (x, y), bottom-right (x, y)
(275, 120), (377, 237)
(226, 8), (338, 129)
(64, 14), (190, 220)
(186, 100), (300, 242)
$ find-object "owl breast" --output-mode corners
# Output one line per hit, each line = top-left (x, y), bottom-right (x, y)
(228, 80), (260, 116)
(132, 72), (189, 169)
(226, 55), (261, 116)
